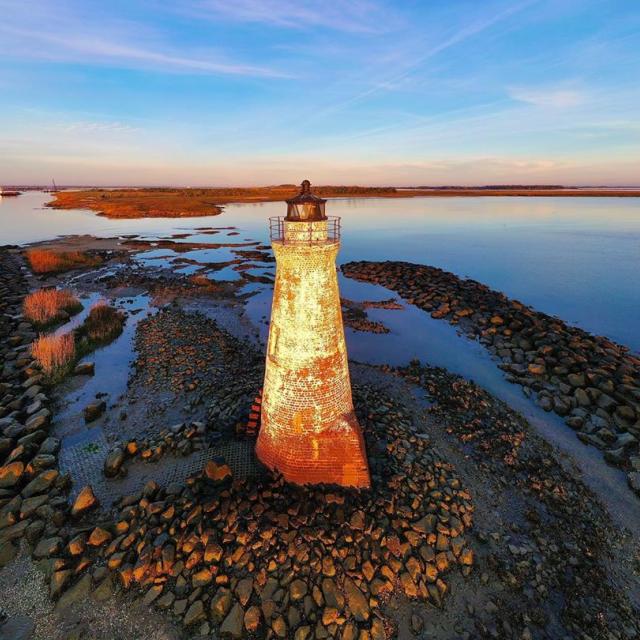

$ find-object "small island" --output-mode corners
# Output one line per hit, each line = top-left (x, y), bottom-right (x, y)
(47, 185), (640, 219)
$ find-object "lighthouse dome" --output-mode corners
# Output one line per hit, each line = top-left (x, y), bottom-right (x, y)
(285, 179), (327, 221)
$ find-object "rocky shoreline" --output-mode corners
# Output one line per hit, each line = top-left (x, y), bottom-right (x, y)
(1, 245), (639, 639)
(342, 261), (640, 497)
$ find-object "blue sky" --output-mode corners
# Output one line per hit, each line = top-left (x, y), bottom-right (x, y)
(1, 0), (639, 185)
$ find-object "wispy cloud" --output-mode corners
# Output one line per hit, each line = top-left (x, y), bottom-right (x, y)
(509, 85), (586, 108)
(181, 0), (399, 33)
(302, 0), (541, 122)
(0, 1), (289, 78)
(61, 121), (139, 134)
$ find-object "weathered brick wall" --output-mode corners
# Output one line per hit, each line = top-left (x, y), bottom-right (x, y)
(256, 234), (371, 488)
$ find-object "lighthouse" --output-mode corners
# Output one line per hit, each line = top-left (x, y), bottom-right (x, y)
(256, 180), (371, 488)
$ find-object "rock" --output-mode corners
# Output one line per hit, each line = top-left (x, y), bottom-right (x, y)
(410, 614), (424, 634)
(0, 520), (30, 542)
(341, 623), (358, 640)
(597, 393), (616, 411)
(604, 447), (626, 465)
(567, 373), (585, 387)
(156, 592), (175, 610)
(25, 410), (50, 432)
(21, 469), (58, 498)
(55, 574), (91, 611)
(321, 578), (344, 610)
(350, 510), (365, 530)
(615, 432), (637, 449)
(19, 494), (48, 519)
(143, 584), (163, 606)
(537, 395), (553, 411)
(50, 569), (72, 598)
(0, 540), (17, 567)
(411, 514), (436, 534)
(321, 555), (336, 577)
(236, 577), (253, 606)
(271, 615), (287, 638)
(92, 577), (114, 602)
(553, 396), (571, 416)
(88, 527), (111, 547)
(210, 588), (233, 622)
(322, 608), (339, 625)
(67, 534), (86, 556)
(371, 618), (386, 640)
(31, 454), (56, 470)
(33, 536), (63, 558)
(71, 486), (99, 517)
(73, 362), (95, 376)
(192, 568), (213, 588)
(0, 462), (24, 488)
(204, 458), (232, 482)
(184, 600), (205, 627)
(290, 578), (307, 601)
(294, 626), (312, 640)
(528, 363), (545, 376)
(244, 606), (261, 633)
(343, 577), (370, 622)
(565, 416), (583, 430)
(103, 448), (125, 478)
(616, 405), (636, 422)
(204, 541), (223, 562)
(83, 400), (106, 423)
(220, 602), (244, 638)
(574, 388), (590, 407)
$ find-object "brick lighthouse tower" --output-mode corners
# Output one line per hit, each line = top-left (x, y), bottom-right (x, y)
(256, 180), (370, 488)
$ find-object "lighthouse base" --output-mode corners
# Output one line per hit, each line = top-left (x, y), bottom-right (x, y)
(256, 411), (370, 489)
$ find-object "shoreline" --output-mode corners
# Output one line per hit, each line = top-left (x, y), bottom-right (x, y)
(1, 243), (639, 638)
(46, 186), (640, 219)
(342, 260), (640, 498)
(1, 237), (639, 638)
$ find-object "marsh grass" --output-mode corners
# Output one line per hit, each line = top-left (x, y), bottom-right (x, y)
(75, 301), (125, 354)
(23, 288), (82, 328)
(31, 333), (75, 382)
(26, 249), (102, 274)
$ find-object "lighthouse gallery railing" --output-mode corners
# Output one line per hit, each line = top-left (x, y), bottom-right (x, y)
(269, 216), (341, 244)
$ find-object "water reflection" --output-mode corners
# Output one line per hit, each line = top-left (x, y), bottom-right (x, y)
(1, 191), (638, 350)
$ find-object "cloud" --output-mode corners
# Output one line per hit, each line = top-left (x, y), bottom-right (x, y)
(303, 0), (541, 121)
(508, 86), (586, 108)
(182, 0), (398, 33)
(61, 121), (139, 134)
(0, 1), (289, 78)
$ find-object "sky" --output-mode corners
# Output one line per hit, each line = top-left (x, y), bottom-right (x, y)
(0, 0), (639, 186)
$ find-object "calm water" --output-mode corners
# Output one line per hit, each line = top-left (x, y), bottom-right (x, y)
(2, 191), (638, 351)
(3, 191), (640, 524)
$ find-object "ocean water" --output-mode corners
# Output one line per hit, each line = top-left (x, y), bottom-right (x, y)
(2, 190), (638, 352)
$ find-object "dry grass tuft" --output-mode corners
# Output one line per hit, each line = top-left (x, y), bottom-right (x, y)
(31, 333), (75, 379)
(23, 288), (82, 327)
(25, 249), (102, 274)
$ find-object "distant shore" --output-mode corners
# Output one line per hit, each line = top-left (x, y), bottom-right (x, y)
(47, 185), (640, 219)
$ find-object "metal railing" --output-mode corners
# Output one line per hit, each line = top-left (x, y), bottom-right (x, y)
(269, 216), (341, 244)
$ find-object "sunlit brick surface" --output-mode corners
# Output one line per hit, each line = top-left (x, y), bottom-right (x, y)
(256, 220), (371, 488)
